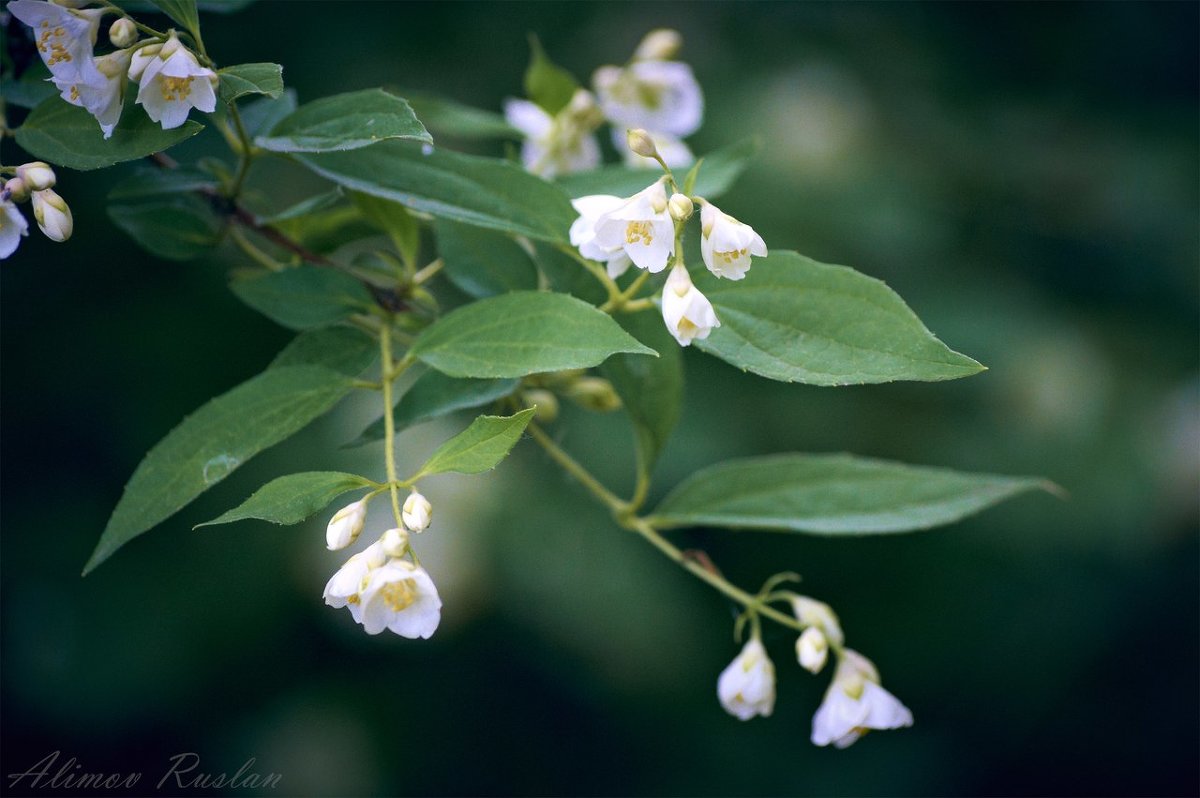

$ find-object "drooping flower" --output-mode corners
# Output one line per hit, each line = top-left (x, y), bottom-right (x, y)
(401, 490), (432, 533)
(53, 47), (133, 139)
(592, 60), (703, 139)
(699, 199), (767, 281)
(0, 200), (30, 260)
(9, 0), (104, 82)
(326, 498), (368, 551)
(504, 89), (602, 179)
(661, 263), (719, 347)
(811, 649), (913, 748)
(591, 179), (675, 273)
(135, 32), (217, 130)
(323, 541), (387, 624)
(358, 559), (442, 639)
(717, 637), (776, 720)
(617, 129), (694, 170)
(569, 194), (633, 278)
(31, 189), (72, 242)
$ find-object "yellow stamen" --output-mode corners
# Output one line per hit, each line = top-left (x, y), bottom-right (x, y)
(625, 221), (654, 246)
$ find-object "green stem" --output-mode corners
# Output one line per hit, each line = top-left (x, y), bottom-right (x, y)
(557, 245), (622, 305)
(225, 102), (255, 199)
(526, 423), (625, 514)
(599, 269), (653, 313)
(229, 226), (284, 271)
(379, 323), (407, 528)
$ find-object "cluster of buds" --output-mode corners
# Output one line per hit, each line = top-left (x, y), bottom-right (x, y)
(1, 162), (72, 259)
(519, 369), (624, 423)
(716, 593), (913, 748)
(10, 0), (217, 139)
(322, 490), (441, 638)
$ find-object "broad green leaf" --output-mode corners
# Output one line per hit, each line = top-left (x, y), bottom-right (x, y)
(84, 366), (356, 574)
(239, 89), (296, 137)
(600, 312), (683, 473)
(413, 408), (535, 478)
(651, 454), (1051, 535)
(1, 63), (55, 109)
(295, 141), (576, 243)
(402, 91), (520, 140)
(694, 250), (984, 384)
(256, 88), (430, 153)
(350, 371), (519, 446)
(150, 0), (199, 35)
(256, 187), (345, 224)
(556, 139), (759, 200)
(434, 219), (539, 298)
(108, 193), (224, 260)
(108, 166), (219, 198)
(411, 291), (657, 378)
(231, 265), (375, 331)
(218, 62), (284, 104)
(15, 93), (203, 171)
(269, 326), (378, 376)
(196, 471), (374, 528)
(524, 35), (579, 115)
(350, 192), (421, 267)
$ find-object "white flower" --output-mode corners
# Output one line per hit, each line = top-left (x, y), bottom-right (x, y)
(699, 200), (767, 281)
(791, 595), (845, 648)
(53, 47), (133, 139)
(592, 179), (675, 273)
(796, 626), (829, 674)
(323, 541), (387, 624)
(504, 90), (602, 179)
(127, 43), (161, 83)
(617, 129), (694, 170)
(31, 189), (72, 242)
(358, 559), (442, 638)
(135, 32), (217, 130)
(593, 60), (703, 138)
(9, 0), (103, 82)
(401, 490), (432, 532)
(569, 194), (633, 279)
(0, 200), (30, 260)
(717, 637), (776, 720)
(811, 649), (913, 748)
(661, 264), (719, 347)
(15, 162), (55, 192)
(325, 498), (367, 551)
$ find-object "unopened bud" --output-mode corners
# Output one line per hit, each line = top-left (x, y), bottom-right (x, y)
(633, 28), (682, 62)
(109, 17), (138, 48)
(402, 490), (432, 532)
(326, 498), (367, 550)
(16, 162), (55, 192)
(626, 128), (659, 160)
(791, 595), (845, 647)
(127, 44), (162, 82)
(380, 527), (409, 558)
(796, 627), (829, 674)
(524, 389), (559, 423)
(159, 30), (184, 59)
(31, 189), (72, 243)
(668, 193), (693, 221)
(564, 377), (623, 413)
(4, 178), (30, 204)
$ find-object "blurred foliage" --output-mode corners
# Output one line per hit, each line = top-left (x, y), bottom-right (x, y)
(2, 2), (1196, 796)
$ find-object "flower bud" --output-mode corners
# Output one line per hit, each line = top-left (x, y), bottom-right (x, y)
(402, 491), (432, 533)
(326, 498), (368, 550)
(109, 17), (138, 48)
(31, 189), (72, 243)
(626, 128), (659, 160)
(791, 595), (845, 647)
(668, 193), (693, 222)
(381, 527), (409, 558)
(524, 389), (559, 423)
(16, 162), (55, 192)
(796, 626), (829, 674)
(564, 377), (623, 413)
(633, 28), (683, 62)
(4, 178), (30, 204)
(127, 43), (162, 82)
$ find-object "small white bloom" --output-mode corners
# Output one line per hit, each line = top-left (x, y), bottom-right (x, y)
(135, 32), (217, 130)
(811, 649), (913, 748)
(699, 200), (767, 281)
(0, 200), (30, 260)
(504, 91), (601, 179)
(53, 47), (133, 139)
(796, 626), (829, 674)
(661, 264), (719, 347)
(593, 60), (703, 138)
(31, 189), (72, 242)
(127, 42), (161, 82)
(108, 17), (138, 49)
(380, 527), (409, 559)
(569, 194), (634, 279)
(617, 129), (694, 170)
(9, 0), (103, 82)
(15, 162), (56, 192)
(592, 179), (675, 273)
(401, 490), (432, 532)
(632, 28), (683, 62)
(791, 595), (845, 648)
(717, 637), (776, 720)
(323, 541), (387, 623)
(325, 498), (368, 551)
(358, 559), (442, 638)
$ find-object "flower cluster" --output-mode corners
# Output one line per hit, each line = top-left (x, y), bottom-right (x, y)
(716, 592), (913, 748)
(1, 162), (72, 260)
(323, 490), (442, 639)
(10, 1), (217, 139)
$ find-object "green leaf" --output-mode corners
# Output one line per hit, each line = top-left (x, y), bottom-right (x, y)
(650, 454), (1052, 535)
(256, 88), (431, 153)
(196, 471), (374, 528)
(557, 139), (759, 200)
(217, 62), (284, 105)
(402, 90), (520, 140)
(106, 167), (223, 260)
(15, 94), (203, 171)
(294, 141), (576, 244)
(600, 312), (683, 473)
(269, 326), (378, 376)
(349, 371), (518, 446)
(434, 219), (539, 298)
(411, 291), (657, 379)
(239, 88), (296, 137)
(269, 203), (377, 255)
(524, 35), (579, 115)
(413, 408), (535, 478)
(256, 187), (345, 224)
(1, 63), (55, 109)
(231, 266), (375, 331)
(108, 166), (219, 198)
(84, 366), (355, 574)
(694, 250), (984, 385)
(150, 0), (199, 36)
(350, 191), (421, 267)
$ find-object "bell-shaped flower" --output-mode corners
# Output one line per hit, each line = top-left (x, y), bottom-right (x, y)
(9, 0), (103, 82)
(323, 541), (387, 624)
(0, 200), (30, 260)
(661, 264), (719, 347)
(504, 89), (602, 179)
(31, 189), (72, 242)
(592, 179), (675, 273)
(811, 649), (913, 748)
(699, 200), (767, 281)
(717, 637), (776, 720)
(325, 498), (368, 551)
(593, 60), (703, 138)
(617, 129), (694, 170)
(52, 47), (133, 139)
(135, 32), (217, 130)
(569, 194), (634, 278)
(401, 490), (432, 533)
(358, 559), (442, 639)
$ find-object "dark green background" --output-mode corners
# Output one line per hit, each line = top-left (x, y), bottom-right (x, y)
(2, 2), (1197, 796)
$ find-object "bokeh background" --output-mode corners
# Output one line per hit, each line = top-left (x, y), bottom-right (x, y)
(2, 2), (1197, 796)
